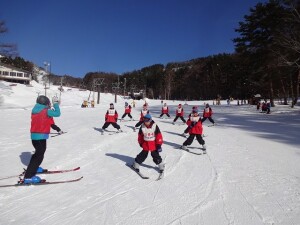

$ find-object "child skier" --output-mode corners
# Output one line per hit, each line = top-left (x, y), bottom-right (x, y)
(159, 103), (171, 118)
(201, 103), (215, 126)
(121, 102), (133, 121)
(181, 108), (206, 153)
(102, 103), (122, 132)
(173, 104), (186, 124)
(132, 114), (165, 173)
(21, 95), (61, 184)
(182, 106), (198, 137)
(133, 104), (149, 131)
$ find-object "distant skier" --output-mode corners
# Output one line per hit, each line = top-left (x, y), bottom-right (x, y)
(21, 95), (61, 184)
(134, 104), (149, 131)
(121, 102), (133, 121)
(102, 103), (122, 132)
(173, 104), (186, 124)
(181, 108), (206, 153)
(132, 114), (165, 173)
(201, 103), (215, 126)
(159, 103), (171, 118)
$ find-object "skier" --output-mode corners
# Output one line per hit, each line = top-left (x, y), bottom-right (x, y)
(182, 106), (198, 137)
(133, 104), (149, 131)
(201, 103), (215, 125)
(21, 95), (61, 184)
(159, 103), (171, 118)
(121, 102), (133, 121)
(173, 104), (186, 124)
(132, 114), (165, 173)
(102, 103), (122, 132)
(181, 108), (206, 153)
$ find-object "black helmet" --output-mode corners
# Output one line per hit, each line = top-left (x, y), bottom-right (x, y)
(36, 95), (50, 105)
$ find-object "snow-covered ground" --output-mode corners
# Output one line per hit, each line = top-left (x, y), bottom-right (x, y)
(0, 81), (299, 225)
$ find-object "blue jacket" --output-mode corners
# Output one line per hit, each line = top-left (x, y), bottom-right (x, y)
(31, 103), (61, 140)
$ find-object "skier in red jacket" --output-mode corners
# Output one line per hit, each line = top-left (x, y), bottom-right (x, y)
(21, 95), (61, 184)
(201, 103), (215, 126)
(102, 103), (122, 132)
(121, 102), (133, 121)
(132, 114), (165, 173)
(159, 103), (171, 118)
(181, 108), (206, 152)
(173, 104), (186, 124)
(134, 104), (149, 131)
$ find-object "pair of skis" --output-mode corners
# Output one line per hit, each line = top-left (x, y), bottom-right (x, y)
(0, 166), (82, 188)
(126, 164), (164, 181)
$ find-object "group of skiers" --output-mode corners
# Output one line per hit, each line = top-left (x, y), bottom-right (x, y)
(22, 96), (215, 184)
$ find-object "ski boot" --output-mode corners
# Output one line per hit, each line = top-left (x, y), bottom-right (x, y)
(132, 161), (140, 172)
(181, 145), (188, 150)
(36, 167), (46, 173)
(22, 176), (42, 184)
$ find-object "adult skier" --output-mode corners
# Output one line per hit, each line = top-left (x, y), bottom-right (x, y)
(102, 103), (122, 132)
(21, 95), (61, 184)
(132, 114), (165, 173)
(181, 108), (206, 152)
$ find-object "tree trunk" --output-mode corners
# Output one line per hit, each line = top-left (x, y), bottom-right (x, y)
(292, 69), (300, 106)
(269, 78), (275, 107)
(280, 78), (288, 104)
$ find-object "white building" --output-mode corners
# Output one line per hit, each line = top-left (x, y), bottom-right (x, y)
(0, 62), (32, 84)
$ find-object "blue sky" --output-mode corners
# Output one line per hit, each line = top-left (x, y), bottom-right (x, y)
(0, 0), (266, 77)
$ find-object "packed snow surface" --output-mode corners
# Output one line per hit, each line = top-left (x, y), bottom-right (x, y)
(0, 81), (299, 225)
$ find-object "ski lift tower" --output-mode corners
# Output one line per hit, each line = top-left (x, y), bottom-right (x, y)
(93, 78), (104, 104)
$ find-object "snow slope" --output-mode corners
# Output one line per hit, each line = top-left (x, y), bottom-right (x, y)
(0, 81), (299, 225)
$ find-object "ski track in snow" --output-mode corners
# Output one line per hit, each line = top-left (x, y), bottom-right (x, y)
(0, 81), (299, 225)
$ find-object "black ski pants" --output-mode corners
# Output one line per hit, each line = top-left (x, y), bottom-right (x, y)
(135, 150), (162, 165)
(24, 140), (47, 178)
(121, 113), (133, 119)
(159, 113), (170, 118)
(183, 134), (205, 146)
(173, 116), (186, 123)
(201, 117), (215, 124)
(102, 122), (120, 130)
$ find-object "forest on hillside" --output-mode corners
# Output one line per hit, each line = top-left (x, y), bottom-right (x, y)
(1, 0), (299, 106)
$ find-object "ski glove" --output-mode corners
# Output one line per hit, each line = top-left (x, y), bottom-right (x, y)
(156, 145), (162, 152)
(52, 96), (59, 104)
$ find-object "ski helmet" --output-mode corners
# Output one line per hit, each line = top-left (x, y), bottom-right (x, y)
(143, 114), (152, 122)
(125, 102), (128, 106)
(36, 95), (50, 106)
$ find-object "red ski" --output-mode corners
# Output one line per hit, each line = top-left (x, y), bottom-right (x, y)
(0, 166), (80, 181)
(0, 176), (83, 188)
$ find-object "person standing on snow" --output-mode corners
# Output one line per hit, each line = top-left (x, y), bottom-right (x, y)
(182, 106), (198, 137)
(21, 95), (61, 184)
(132, 114), (165, 173)
(133, 104), (149, 131)
(121, 102), (133, 121)
(102, 103), (122, 132)
(201, 103), (215, 126)
(159, 103), (171, 118)
(181, 108), (206, 153)
(173, 104), (186, 124)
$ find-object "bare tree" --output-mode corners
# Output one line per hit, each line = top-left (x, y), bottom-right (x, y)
(0, 20), (18, 57)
